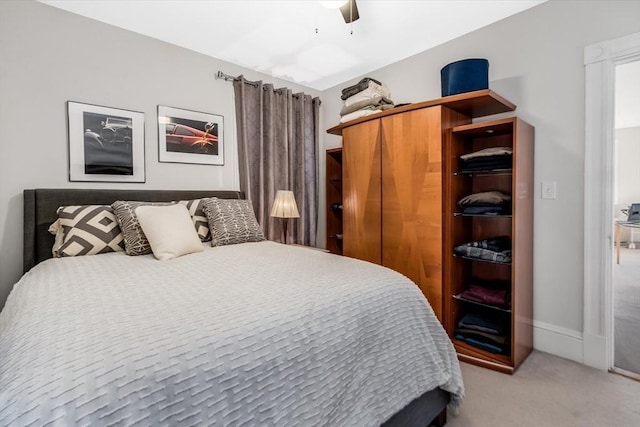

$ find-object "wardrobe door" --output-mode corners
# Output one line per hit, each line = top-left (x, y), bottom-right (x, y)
(381, 107), (444, 319)
(342, 120), (382, 264)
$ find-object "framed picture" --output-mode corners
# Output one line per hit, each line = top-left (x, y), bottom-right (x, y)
(67, 101), (145, 183)
(157, 105), (224, 165)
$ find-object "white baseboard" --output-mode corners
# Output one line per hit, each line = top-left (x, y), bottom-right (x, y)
(582, 332), (608, 371)
(533, 320), (583, 364)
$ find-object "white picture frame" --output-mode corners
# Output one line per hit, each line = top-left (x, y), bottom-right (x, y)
(157, 105), (224, 166)
(67, 101), (145, 183)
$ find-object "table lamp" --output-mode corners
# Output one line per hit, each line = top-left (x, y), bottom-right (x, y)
(270, 190), (300, 244)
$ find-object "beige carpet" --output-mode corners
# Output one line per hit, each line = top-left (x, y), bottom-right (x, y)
(446, 351), (640, 427)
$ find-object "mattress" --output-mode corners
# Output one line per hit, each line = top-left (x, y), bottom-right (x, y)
(0, 241), (463, 426)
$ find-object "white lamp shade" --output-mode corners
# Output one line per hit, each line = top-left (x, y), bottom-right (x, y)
(270, 190), (300, 218)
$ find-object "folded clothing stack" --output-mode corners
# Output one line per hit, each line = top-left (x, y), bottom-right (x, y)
(459, 147), (512, 172)
(458, 278), (511, 309)
(457, 190), (511, 215)
(455, 312), (509, 354)
(339, 77), (394, 123)
(453, 235), (511, 263)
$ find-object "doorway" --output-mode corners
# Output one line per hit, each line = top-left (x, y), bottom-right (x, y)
(612, 60), (640, 377)
(583, 32), (640, 372)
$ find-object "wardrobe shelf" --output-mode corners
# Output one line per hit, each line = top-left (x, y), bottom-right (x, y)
(325, 148), (343, 255)
(452, 339), (512, 364)
(454, 168), (512, 176)
(453, 254), (512, 266)
(452, 294), (512, 313)
(453, 213), (512, 218)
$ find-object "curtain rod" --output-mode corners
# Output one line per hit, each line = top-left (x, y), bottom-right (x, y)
(216, 70), (321, 104)
(216, 71), (259, 87)
(216, 71), (236, 82)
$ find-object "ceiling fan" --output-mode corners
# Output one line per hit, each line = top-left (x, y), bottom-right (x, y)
(320, 0), (360, 23)
(339, 0), (360, 23)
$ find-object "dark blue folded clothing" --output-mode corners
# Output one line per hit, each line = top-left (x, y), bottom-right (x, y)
(455, 334), (506, 354)
(455, 328), (508, 345)
(462, 206), (508, 215)
(457, 312), (506, 335)
(460, 154), (512, 171)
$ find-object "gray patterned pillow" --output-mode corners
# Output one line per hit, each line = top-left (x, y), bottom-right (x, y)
(56, 205), (125, 257)
(202, 198), (266, 247)
(178, 199), (210, 242)
(111, 200), (174, 256)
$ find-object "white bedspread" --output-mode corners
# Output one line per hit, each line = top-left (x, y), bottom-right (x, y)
(0, 241), (463, 426)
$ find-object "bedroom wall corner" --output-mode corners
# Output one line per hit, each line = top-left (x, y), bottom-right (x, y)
(0, 0), (321, 310)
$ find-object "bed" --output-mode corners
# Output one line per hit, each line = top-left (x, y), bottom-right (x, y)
(0, 188), (463, 426)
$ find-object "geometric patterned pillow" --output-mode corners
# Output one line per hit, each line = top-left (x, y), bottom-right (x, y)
(56, 205), (125, 257)
(178, 199), (211, 242)
(111, 200), (174, 256)
(202, 198), (266, 247)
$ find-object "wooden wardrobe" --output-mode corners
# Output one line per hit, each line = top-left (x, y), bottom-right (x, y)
(326, 90), (516, 323)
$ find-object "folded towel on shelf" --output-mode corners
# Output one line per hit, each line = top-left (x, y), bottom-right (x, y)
(341, 77), (382, 100)
(340, 95), (394, 116)
(344, 82), (392, 108)
(339, 104), (394, 124)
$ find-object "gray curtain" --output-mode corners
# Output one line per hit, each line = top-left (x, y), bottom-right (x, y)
(233, 76), (320, 245)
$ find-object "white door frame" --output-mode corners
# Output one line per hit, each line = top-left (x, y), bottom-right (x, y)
(583, 32), (640, 371)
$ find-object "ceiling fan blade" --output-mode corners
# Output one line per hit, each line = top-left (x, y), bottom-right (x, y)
(339, 0), (359, 23)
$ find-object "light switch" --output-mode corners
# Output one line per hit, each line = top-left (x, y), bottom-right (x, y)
(542, 181), (557, 199)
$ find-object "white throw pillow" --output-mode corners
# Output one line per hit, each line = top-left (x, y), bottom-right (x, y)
(135, 204), (203, 260)
(48, 218), (65, 257)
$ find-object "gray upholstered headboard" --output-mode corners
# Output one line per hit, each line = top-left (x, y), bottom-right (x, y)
(23, 188), (245, 273)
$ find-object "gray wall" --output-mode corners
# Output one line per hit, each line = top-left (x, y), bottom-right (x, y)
(320, 0), (640, 352)
(0, 0), (320, 309)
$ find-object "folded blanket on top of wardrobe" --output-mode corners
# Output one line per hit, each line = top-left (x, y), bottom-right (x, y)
(341, 77), (381, 100)
(344, 82), (391, 108)
(339, 104), (394, 124)
(340, 95), (394, 116)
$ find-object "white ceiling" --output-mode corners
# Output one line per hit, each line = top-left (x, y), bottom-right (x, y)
(41, 0), (545, 91)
